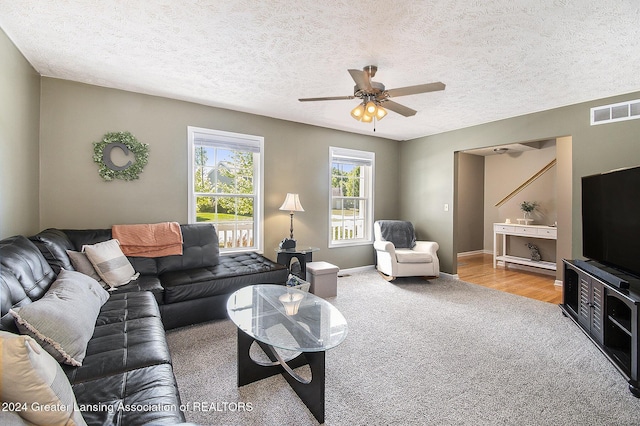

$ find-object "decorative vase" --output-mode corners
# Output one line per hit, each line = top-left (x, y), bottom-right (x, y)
(520, 211), (533, 225)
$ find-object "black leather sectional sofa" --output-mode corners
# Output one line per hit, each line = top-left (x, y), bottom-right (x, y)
(30, 224), (288, 329)
(0, 223), (288, 425)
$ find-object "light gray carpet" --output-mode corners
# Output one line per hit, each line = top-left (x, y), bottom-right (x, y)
(166, 270), (640, 425)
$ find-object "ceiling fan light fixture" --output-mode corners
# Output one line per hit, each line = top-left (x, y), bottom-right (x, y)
(299, 66), (446, 124)
(350, 104), (365, 121)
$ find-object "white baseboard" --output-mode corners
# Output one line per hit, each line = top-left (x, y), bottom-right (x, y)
(457, 250), (492, 258)
(338, 265), (375, 276)
(442, 272), (459, 280)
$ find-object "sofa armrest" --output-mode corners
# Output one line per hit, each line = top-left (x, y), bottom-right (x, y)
(414, 241), (439, 255)
(414, 240), (440, 276)
(373, 240), (396, 254)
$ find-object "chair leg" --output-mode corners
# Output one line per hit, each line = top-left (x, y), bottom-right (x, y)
(377, 271), (395, 281)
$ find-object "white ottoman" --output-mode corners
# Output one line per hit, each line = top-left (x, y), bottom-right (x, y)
(306, 261), (339, 298)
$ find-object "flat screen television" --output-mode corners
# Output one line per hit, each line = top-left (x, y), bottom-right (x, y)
(582, 165), (640, 279)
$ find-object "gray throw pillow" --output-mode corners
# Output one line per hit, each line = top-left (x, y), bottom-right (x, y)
(66, 249), (106, 288)
(82, 239), (139, 290)
(10, 269), (109, 366)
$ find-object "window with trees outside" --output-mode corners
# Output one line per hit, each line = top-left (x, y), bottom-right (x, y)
(329, 147), (374, 247)
(188, 127), (263, 252)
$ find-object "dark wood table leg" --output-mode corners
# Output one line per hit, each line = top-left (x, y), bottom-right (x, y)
(276, 251), (313, 280)
(237, 328), (282, 385)
(273, 348), (325, 424)
(236, 328), (326, 423)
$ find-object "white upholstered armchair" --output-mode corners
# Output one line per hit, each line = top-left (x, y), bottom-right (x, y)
(373, 220), (440, 280)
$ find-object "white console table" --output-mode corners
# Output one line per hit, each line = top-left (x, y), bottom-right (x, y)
(493, 223), (557, 271)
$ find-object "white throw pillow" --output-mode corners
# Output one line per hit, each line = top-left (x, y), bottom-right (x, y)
(82, 239), (139, 290)
(0, 331), (87, 426)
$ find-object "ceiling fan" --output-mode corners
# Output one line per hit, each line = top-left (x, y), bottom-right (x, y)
(298, 65), (445, 122)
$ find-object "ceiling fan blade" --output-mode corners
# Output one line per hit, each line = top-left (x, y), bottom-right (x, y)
(386, 82), (446, 98)
(348, 69), (373, 92)
(383, 100), (418, 117)
(298, 96), (355, 102)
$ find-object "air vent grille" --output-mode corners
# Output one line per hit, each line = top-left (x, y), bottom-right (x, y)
(591, 99), (640, 125)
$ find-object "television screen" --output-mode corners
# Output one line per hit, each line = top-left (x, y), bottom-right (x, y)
(582, 165), (640, 278)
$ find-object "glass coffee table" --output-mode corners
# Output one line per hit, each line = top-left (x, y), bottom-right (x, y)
(227, 284), (348, 423)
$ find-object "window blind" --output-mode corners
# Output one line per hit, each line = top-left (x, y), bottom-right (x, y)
(194, 133), (261, 153)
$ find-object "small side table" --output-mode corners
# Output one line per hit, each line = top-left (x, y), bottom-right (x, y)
(276, 246), (319, 280)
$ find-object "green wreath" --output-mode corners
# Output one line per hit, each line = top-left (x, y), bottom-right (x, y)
(93, 131), (149, 181)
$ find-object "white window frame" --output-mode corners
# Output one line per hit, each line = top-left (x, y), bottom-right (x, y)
(187, 126), (264, 253)
(329, 146), (375, 248)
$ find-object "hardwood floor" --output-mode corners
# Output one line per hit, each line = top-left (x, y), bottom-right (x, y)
(457, 253), (562, 304)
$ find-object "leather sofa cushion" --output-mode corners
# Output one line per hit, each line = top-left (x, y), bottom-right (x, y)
(64, 316), (171, 383)
(29, 229), (75, 274)
(160, 252), (288, 304)
(109, 275), (164, 304)
(72, 363), (184, 425)
(395, 249), (433, 263)
(0, 236), (57, 332)
(156, 223), (220, 274)
(127, 257), (159, 276)
(64, 228), (113, 250)
(64, 293), (171, 384)
(95, 291), (161, 326)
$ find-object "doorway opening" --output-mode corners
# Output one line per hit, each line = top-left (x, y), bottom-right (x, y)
(453, 137), (572, 304)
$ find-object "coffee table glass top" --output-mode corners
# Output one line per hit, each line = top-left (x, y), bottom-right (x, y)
(227, 284), (348, 352)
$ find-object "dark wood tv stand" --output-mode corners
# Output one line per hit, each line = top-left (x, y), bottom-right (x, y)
(561, 259), (640, 396)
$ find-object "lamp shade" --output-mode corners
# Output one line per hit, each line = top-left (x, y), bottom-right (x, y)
(279, 193), (305, 212)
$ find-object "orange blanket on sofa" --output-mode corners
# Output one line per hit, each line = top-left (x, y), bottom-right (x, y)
(112, 222), (183, 257)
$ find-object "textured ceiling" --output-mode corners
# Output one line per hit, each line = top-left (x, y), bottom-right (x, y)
(1, 1), (639, 141)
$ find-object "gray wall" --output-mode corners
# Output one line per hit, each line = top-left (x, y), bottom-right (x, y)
(455, 152), (484, 253)
(401, 94), (640, 275)
(0, 29), (41, 239)
(38, 78), (400, 268)
(555, 136), (573, 280)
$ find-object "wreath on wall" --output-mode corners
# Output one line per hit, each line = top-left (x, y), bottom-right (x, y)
(93, 131), (149, 181)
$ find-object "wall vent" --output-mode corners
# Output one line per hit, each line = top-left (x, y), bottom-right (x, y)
(591, 99), (640, 125)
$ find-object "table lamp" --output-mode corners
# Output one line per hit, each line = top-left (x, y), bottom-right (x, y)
(279, 193), (304, 249)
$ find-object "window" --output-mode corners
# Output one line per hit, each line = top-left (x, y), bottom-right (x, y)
(329, 147), (374, 247)
(188, 126), (263, 252)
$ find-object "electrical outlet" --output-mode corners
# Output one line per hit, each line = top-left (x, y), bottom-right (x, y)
(444, 203), (449, 212)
